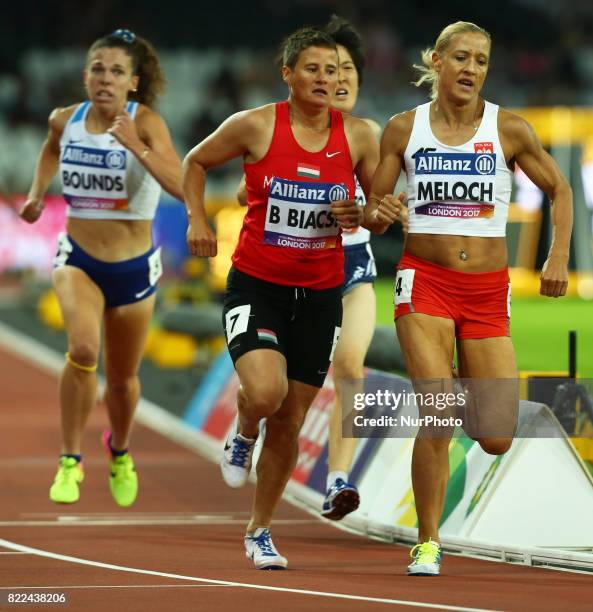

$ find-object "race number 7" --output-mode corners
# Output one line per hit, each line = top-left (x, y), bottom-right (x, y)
(225, 304), (251, 344)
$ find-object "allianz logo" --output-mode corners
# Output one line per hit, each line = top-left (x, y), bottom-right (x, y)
(416, 153), (495, 176)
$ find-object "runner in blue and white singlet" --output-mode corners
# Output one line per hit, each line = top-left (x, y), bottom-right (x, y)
(60, 100), (160, 219)
(20, 29), (183, 508)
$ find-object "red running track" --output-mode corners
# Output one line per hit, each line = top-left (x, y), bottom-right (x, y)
(1, 345), (592, 612)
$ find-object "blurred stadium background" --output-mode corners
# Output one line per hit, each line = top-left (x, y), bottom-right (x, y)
(1, 1), (592, 459)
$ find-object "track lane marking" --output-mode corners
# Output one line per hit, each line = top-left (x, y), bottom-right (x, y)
(0, 538), (500, 612)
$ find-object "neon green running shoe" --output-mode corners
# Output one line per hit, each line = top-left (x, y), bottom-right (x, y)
(49, 457), (84, 504)
(108, 452), (138, 507)
(407, 539), (442, 576)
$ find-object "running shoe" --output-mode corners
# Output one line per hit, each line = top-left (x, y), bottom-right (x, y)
(407, 539), (442, 576)
(244, 528), (288, 570)
(102, 430), (138, 507)
(49, 456), (84, 504)
(220, 429), (256, 488)
(321, 478), (360, 520)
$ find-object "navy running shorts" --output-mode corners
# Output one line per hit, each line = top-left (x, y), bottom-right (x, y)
(53, 232), (162, 308)
(342, 242), (377, 296)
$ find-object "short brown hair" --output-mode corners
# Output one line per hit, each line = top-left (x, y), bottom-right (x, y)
(280, 27), (337, 70)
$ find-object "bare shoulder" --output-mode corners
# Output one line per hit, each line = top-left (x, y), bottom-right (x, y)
(344, 114), (375, 140)
(498, 108), (541, 156)
(384, 109), (415, 137)
(382, 109), (415, 152)
(360, 117), (382, 140)
(498, 108), (534, 140)
(135, 104), (167, 129)
(242, 103), (276, 130)
(48, 104), (78, 132)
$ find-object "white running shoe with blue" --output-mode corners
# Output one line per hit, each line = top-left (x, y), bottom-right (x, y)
(407, 539), (442, 576)
(220, 429), (256, 488)
(244, 528), (288, 570)
(321, 478), (360, 520)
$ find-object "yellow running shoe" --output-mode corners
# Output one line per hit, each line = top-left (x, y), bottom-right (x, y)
(108, 453), (138, 507)
(102, 430), (138, 507)
(49, 457), (84, 504)
(407, 539), (441, 576)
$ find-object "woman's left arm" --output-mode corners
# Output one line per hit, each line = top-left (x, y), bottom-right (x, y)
(501, 111), (573, 297)
(109, 107), (183, 201)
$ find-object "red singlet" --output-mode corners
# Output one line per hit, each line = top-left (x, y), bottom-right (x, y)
(233, 101), (355, 289)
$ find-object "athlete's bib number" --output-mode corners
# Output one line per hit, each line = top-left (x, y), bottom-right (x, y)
(148, 247), (163, 286)
(394, 269), (415, 305)
(53, 233), (73, 268)
(225, 304), (251, 344)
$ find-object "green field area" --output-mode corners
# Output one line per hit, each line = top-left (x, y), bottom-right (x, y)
(375, 278), (593, 377)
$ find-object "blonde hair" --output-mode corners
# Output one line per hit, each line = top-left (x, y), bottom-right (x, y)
(413, 21), (491, 100)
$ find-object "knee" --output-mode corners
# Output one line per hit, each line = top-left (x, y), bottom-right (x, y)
(242, 379), (288, 419)
(332, 354), (364, 381)
(478, 437), (513, 455)
(106, 376), (139, 398)
(266, 410), (306, 445)
(415, 435), (451, 457)
(67, 341), (99, 369)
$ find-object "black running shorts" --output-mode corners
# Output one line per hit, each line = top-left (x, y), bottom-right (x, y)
(222, 267), (343, 388)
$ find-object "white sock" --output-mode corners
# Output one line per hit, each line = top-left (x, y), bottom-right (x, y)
(237, 432), (256, 445)
(327, 470), (348, 490)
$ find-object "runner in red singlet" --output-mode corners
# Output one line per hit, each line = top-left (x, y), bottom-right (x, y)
(183, 26), (397, 570)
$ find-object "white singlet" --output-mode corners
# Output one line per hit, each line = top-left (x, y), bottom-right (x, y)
(342, 176), (371, 247)
(60, 101), (161, 220)
(404, 100), (512, 237)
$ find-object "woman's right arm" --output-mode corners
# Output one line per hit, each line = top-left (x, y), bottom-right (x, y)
(182, 109), (260, 257)
(364, 112), (411, 233)
(20, 107), (68, 224)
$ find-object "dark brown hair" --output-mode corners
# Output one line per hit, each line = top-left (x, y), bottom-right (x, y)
(324, 15), (365, 86)
(87, 29), (166, 108)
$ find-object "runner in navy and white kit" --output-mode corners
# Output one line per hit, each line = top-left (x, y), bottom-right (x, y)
(320, 16), (380, 522)
(21, 29), (183, 508)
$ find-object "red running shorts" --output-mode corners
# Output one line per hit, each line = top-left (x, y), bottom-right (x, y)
(394, 253), (510, 339)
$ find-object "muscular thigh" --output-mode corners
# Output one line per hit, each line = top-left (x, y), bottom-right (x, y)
(396, 313), (456, 379)
(333, 283), (376, 372)
(103, 295), (155, 378)
(458, 336), (517, 379)
(458, 337), (518, 438)
(222, 269), (290, 365)
(52, 265), (104, 346)
(287, 288), (342, 388)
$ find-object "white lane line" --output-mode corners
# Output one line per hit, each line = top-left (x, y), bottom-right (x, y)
(1, 519), (317, 527)
(0, 457), (198, 467)
(0, 538), (499, 612)
(21, 511), (246, 517)
(0, 585), (230, 590)
(0, 552), (29, 555)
